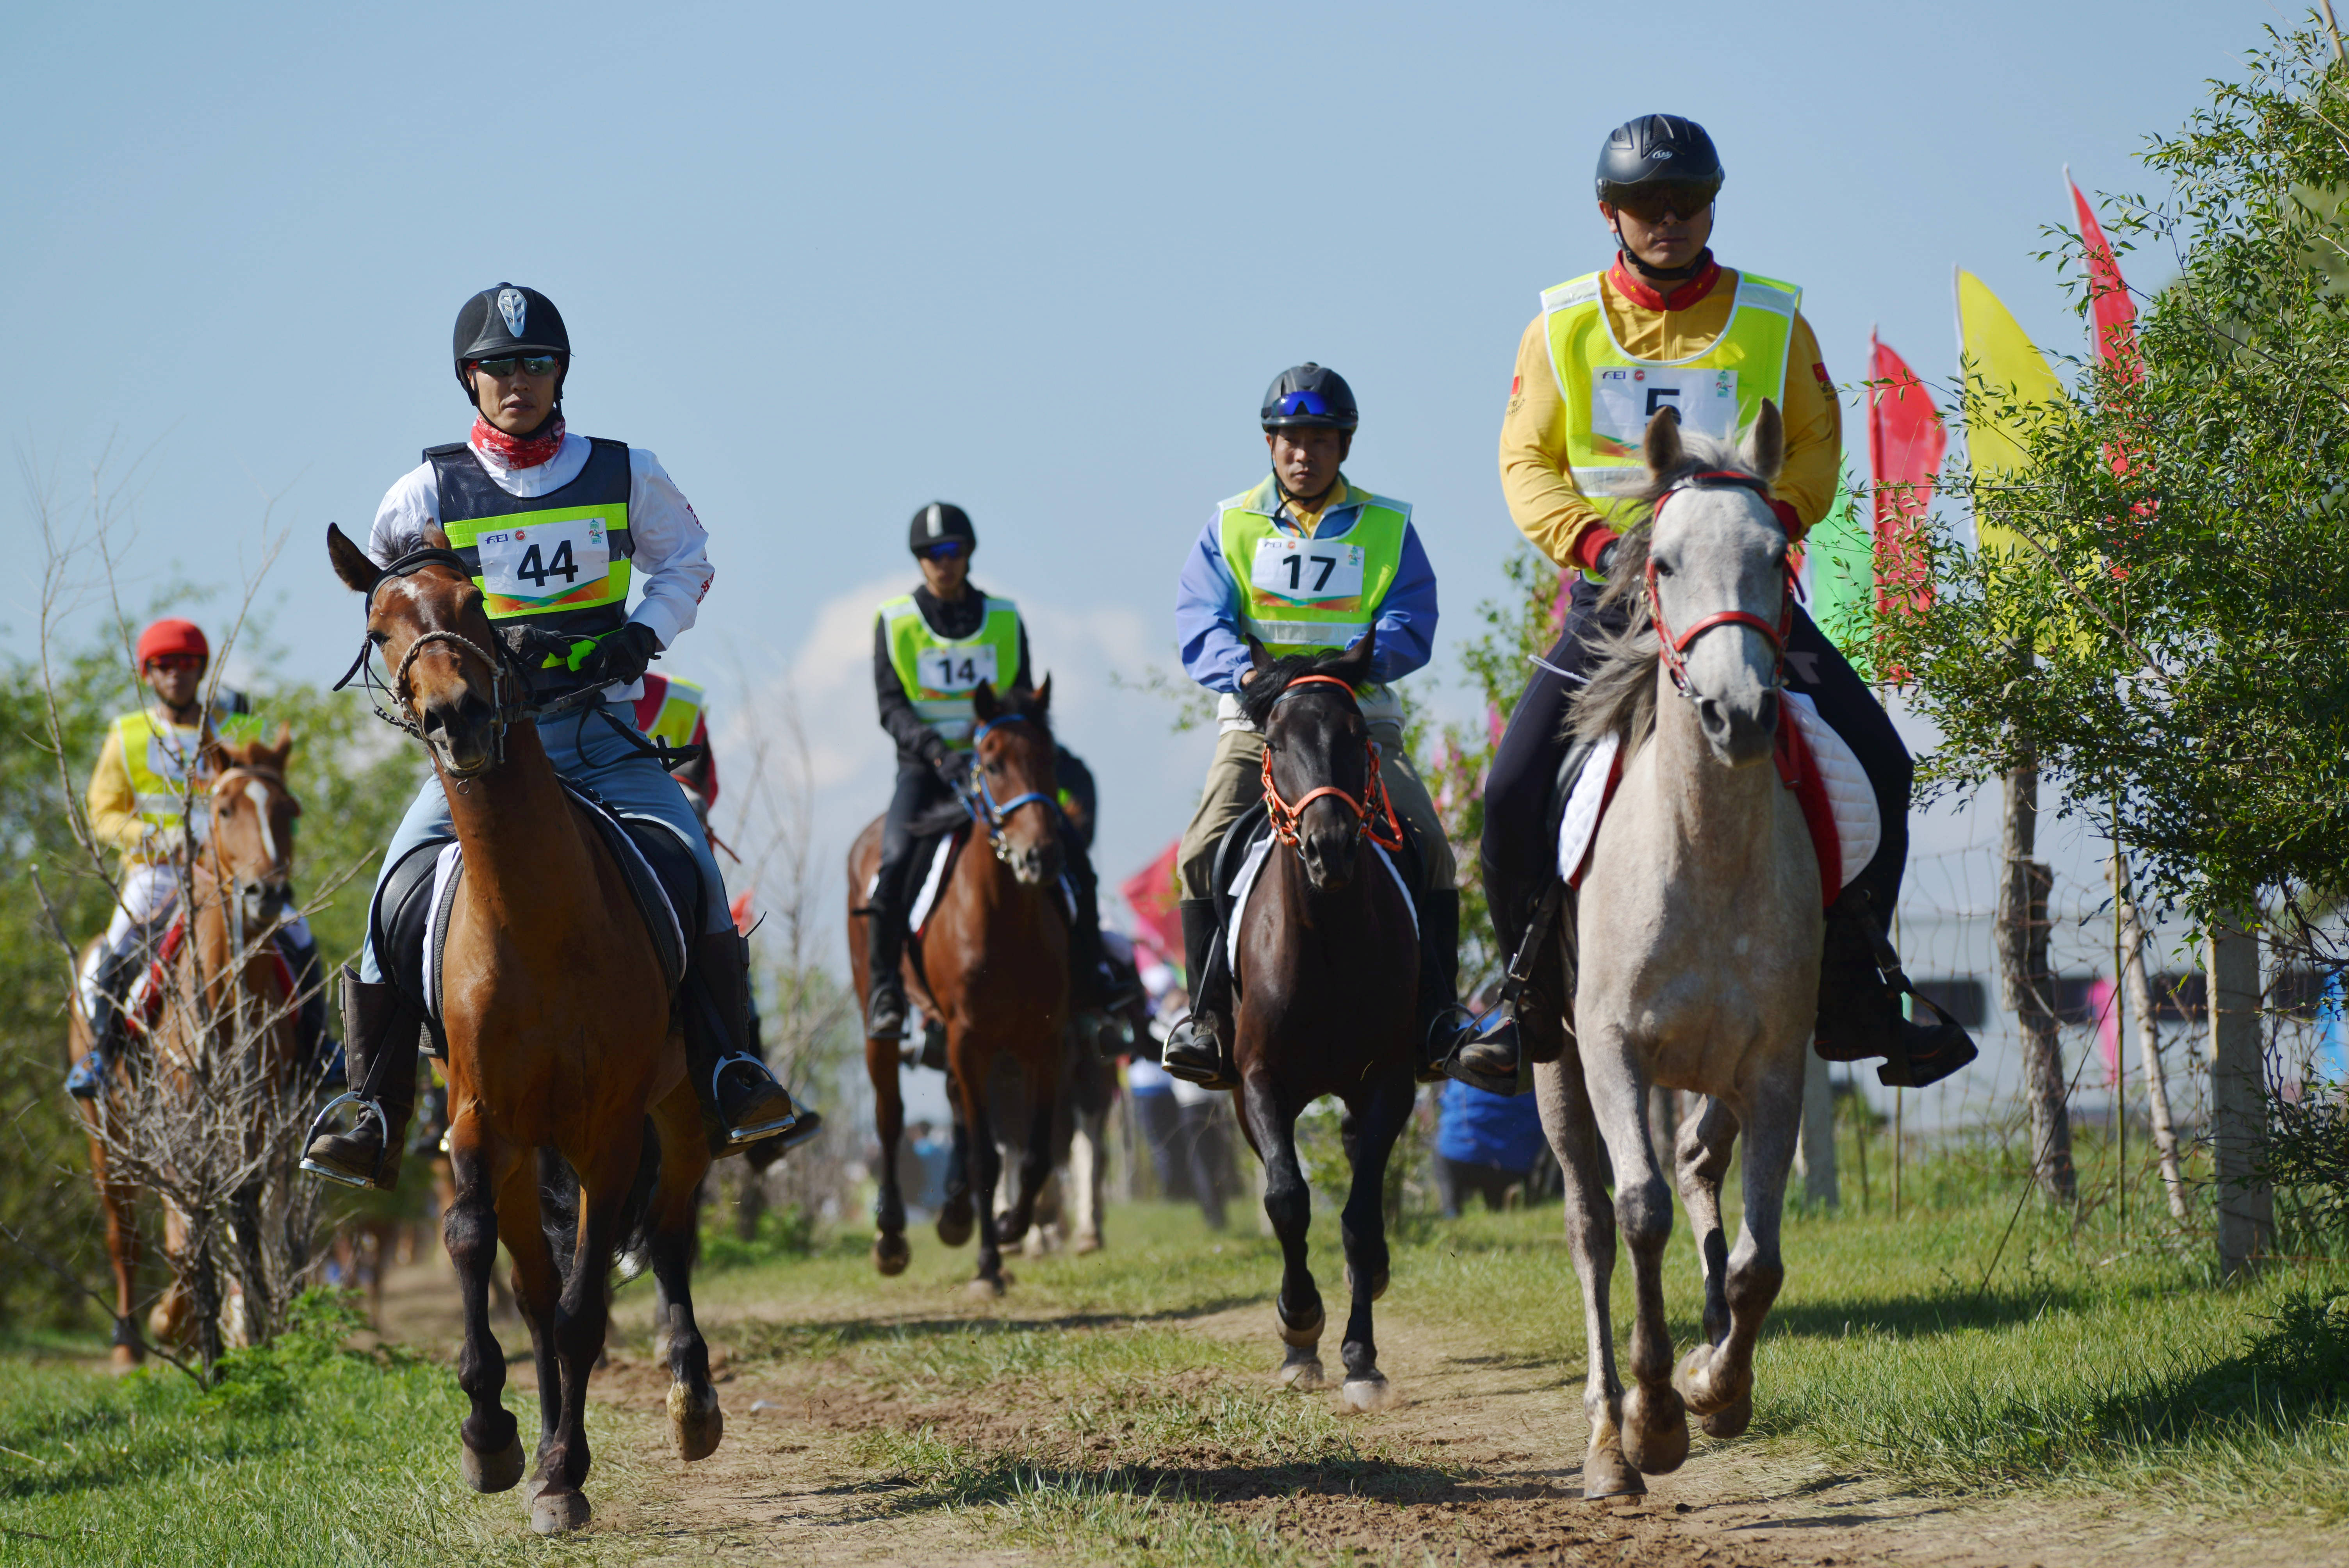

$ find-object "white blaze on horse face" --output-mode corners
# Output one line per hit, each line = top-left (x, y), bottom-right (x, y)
(246, 780), (278, 865)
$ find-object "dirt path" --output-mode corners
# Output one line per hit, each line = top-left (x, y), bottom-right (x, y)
(370, 1257), (2335, 1566)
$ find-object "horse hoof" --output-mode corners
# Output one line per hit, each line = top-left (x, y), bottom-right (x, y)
(873, 1235), (911, 1276)
(1701, 1390), (1754, 1440)
(461, 1431), (525, 1494)
(668, 1383), (724, 1462)
(967, 1276), (1006, 1300)
(1341, 1375), (1398, 1413)
(1278, 1350), (1324, 1390)
(936, 1201), (974, 1248)
(530, 1489), (592, 1535)
(1275, 1303), (1325, 1349)
(1072, 1233), (1102, 1255)
(1582, 1441), (1646, 1500)
(108, 1345), (143, 1375)
(1621, 1383), (1690, 1475)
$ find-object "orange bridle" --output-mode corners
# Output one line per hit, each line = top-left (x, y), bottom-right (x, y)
(1258, 674), (1405, 853)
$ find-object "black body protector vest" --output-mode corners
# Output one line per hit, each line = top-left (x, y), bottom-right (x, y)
(425, 437), (636, 698)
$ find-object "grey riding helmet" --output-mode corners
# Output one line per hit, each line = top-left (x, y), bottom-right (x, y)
(1260, 363), (1359, 431)
(1594, 114), (1723, 210)
(451, 283), (571, 395)
(909, 502), (978, 554)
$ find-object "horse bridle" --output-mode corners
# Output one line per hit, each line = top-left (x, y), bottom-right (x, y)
(207, 764), (295, 929)
(1642, 470), (1795, 702)
(1258, 674), (1404, 854)
(962, 713), (1058, 864)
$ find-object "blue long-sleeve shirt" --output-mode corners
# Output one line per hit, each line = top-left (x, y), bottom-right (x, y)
(1174, 474), (1439, 696)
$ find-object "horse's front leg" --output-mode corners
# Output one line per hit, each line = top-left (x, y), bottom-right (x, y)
(865, 1030), (912, 1274)
(444, 1107), (524, 1495)
(1674, 1068), (1798, 1440)
(506, 1149), (567, 1505)
(531, 1120), (640, 1535)
(1672, 1096), (1740, 1352)
(1533, 1053), (1640, 1497)
(956, 1050), (1009, 1297)
(1237, 1069), (1322, 1390)
(1002, 1060), (1059, 1254)
(87, 1131), (144, 1370)
(1334, 1075), (1412, 1411)
(1581, 1032), (1688, 1478)
(1068, 1101), (1105, 1254)
(936, 1056), (975, 1249)
(649, 1076), (723, 1462)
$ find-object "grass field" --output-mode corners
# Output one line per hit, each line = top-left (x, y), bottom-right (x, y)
(4, 1144), (2345, 1565)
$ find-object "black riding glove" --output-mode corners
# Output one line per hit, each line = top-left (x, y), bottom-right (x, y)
(588, 623), (662, 686)
(1594, 539), (1620, 577)
(923, 737), (963, 786)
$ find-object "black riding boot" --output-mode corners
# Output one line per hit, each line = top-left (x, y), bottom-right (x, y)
(68, 941), (147, 1100)
(1161, 898), (1234, 1090)
(1443, 882), (1565, 1096)
(1815, 887), (1978, 1089)
(865, 898), (910, 1041)
(685, 929), (805, 1153)
(1414, 888), (1462, 1083)
(300, 966), (424, 1190)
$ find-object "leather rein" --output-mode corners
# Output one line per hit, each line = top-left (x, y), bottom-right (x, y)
(1258, 674), (1404, 854)
(1641, 470), (1795, 702)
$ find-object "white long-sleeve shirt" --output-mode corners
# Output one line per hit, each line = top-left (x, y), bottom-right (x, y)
(367, 427), (714, 702)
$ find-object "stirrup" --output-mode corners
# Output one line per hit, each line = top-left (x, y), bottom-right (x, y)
(711, 1055), (800, 1148)
(1443, 1009), (1526, 1097)
(66, 1049), (111, 1101)
(1160, 1019), (1235, 1091)
(298, 1092), (390, 1188)
(1418, 1005), (1477, 1084)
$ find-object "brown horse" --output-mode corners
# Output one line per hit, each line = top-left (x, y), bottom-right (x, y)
(850, 679), (1070, 1296)
(326, 524), (717, 1535)
(1228, 633), (1419, 1409)
(68, 727), (307, 1366)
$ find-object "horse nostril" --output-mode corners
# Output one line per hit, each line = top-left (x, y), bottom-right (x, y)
(1696, 696), (1727, 736)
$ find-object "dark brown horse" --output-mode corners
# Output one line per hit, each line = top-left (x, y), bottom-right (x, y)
(326, 524), (716, 1535)
(1230, 633), (1418, 1409)
(68, 727), (306, 1365)
(850, 679), (1070, 1296)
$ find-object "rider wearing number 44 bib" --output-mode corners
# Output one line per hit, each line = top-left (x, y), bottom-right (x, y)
(1446, 114), (1976, 1094)
(1159, 365), (1460, 1092)
(301, 283), (811, 1190)
(864, 502), (1122, 1042)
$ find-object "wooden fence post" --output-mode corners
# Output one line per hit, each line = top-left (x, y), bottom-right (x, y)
(2208, 917), (2271, 1279)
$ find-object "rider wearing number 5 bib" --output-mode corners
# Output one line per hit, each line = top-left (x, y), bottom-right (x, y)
(1158, 365), (1459, 1092)
(301, 283), (809, 1190)
(1451, 116), (1976, 1094)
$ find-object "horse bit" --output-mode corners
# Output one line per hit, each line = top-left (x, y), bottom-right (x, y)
(1258, 674), (1404, 853)
(960, 713), (1057, 864)
(1641, 469), (1796, 703)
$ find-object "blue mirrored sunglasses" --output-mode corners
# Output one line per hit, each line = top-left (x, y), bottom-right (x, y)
(1275, 389), (1333, 417)
(919, 541), (969, 561)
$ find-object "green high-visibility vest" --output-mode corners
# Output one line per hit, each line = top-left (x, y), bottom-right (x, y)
(1541, 267), (1800, 526)
(1215, 477), (1409, 661)
(114, 706), (266, 838)
(880, 595), (1024, 749)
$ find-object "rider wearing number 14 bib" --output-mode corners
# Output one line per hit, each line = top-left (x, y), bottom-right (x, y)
(301, 283), (810, 1189)
(1447, 115), (1976, 1094)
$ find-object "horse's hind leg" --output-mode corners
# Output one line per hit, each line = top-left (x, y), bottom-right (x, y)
(1534, 1055), (1639, 1499)
(957, 1053), (1010, 1297)
(1672, 1095), (1744, 1433)
(1237, 1073), (1322, 1390)
(649, 1081), (722, 1462)
(936, 1070), (975, 1249)
(531, 1125), (641, 1535)
(87, 1133), (144, 1370)
(865, 1032), (912, 1275)
(1674, 1077), (1797, 1441)
(1003, 1064), (1058, 1259)
(444, 1110), (524, 1495)
(1333, 1077), (1412, 1412)
(502, 1151), (567, 1503)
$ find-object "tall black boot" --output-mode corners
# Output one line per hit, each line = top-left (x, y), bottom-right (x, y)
(865, 899), (910, 1041)
(68, 940), (147, 1100)
(1444, 882), (1564, 1096)
(1414, 889), (1463, 1083)
(1160, 898), (1233, 1090)
(1815, 887), (1978, 1089)
(685, 929), (805, 1152)
(300, 966), (424, 1190)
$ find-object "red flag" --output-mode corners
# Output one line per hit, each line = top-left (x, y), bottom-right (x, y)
(1121, 840), (1185, 974)
(1867, 331), (1945, 617)
(2068, 170), (2138, 378)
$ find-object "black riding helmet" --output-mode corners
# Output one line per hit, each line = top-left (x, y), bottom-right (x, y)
(451, 283), (571, 398)
(1594, 114), (1723, 212)
(908, 501), (977, 554)
(1260, 363), (1359, 432)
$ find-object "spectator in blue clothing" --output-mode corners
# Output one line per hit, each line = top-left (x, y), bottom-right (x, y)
(1435, 1076), (1552, 1216)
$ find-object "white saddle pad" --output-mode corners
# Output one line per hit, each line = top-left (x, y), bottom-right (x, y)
(1554, 732), (1624, 883)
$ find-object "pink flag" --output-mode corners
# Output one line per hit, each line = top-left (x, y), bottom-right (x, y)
(1867, 332), (1945, 617)
(2068, 171), (2139, 377)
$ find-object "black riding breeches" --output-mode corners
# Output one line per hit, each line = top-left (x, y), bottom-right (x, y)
(875, 764), (956, 920)
(1478, 576), (1913, 943)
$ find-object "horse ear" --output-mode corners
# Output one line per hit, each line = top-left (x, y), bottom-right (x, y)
(1331, 626), (1376, 686)
(1032, 674), (1051, 713)
(422, 524), (454, 551)
(264, 721), (294, 774)
(1643, 406), (1685, 480)
(1246, 636), (1275, 676)
(971, 680), (1000, 721)
(1741, 398), (1785, 485)
(326, 523), (381, 594)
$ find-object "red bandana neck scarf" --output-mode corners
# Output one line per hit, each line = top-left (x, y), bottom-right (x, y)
(469, 414), (567, 469)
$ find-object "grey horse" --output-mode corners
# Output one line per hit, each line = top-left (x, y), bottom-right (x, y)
(1535, 402), (1823, 1499)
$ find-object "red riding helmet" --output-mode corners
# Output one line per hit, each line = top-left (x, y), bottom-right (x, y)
(135, 618), (209, 668)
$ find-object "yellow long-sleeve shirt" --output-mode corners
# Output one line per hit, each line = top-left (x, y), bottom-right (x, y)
(1498, 259), (1843, 569)
(87, 726), (157, 859)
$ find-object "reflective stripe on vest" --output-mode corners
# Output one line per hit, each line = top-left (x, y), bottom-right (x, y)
(426, 437), (635, 695)
(880, 596), (1023, 749)
(1215, 483), (1409, 659)
(1540, 268), (1799, 525)
(114, 708), (265, 836)
(643, 675), (706, 750)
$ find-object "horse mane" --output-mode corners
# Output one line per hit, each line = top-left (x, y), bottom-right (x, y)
(1570, 429), (1762, 750)
(1237, 648), (1363, 729)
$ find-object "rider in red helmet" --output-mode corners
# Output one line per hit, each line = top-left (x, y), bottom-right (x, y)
(1449, 114), (1975, 1096)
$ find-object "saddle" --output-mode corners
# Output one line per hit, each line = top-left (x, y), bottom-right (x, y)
(121, 912), (298, 1037)
(370, 780), (701, 1053)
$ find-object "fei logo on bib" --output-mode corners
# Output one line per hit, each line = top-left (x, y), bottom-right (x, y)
(1589, 367), (1739, 455)
(476, 518), (613, 613)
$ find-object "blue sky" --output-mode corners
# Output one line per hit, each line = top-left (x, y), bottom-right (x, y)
(0, 0), (2278, 932)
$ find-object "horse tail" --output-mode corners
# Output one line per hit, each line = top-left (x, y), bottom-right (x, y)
(535, 1121), (664, 1290)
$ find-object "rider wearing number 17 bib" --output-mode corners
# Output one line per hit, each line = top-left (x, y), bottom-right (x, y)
(1449, 115), (1975, 1094)
(300, 283), (809, 1190)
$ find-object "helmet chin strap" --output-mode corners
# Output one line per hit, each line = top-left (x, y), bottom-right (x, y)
(1612, 227), (1713, 285)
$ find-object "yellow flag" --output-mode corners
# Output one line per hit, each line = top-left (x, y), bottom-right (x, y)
(1955, 268), (2066, 560)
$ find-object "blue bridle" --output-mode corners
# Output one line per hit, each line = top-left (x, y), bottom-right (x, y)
(962, 713), (1056, 838)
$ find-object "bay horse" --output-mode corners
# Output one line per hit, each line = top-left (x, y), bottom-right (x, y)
(68, 726), (308, 1365)
(1536, 405), (1820, 1498)
(850, 679), (1069, 1296)
(326, 524), (718, 1535)
(1229, 631), (1418, 1411)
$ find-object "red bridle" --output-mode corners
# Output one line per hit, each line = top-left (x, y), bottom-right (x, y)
(1642, 470), (1795, 699)
(1258, 674), (1405, 853)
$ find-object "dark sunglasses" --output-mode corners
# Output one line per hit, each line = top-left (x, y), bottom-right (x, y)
(919, 541), (970, 561)
(146, 653), (204, 672)
(471, 355), (561, 378)
(1611, 185), (1715, 223)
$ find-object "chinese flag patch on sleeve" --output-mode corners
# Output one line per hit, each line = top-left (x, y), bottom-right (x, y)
(1811, 362), (1833, 390)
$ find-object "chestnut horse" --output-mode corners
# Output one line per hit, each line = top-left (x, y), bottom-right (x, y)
(850, 679), (1070, 1296)
(326, 524), (716, 1535)
(68, 727), (308, 1366)
(1229, 632), (1418, 1410)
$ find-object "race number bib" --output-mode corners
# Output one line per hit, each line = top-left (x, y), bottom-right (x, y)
(1250, 537), (1366, 605)
(476, 517), (611, 606)
(1589, 366), (1740, 453)
(918, 644), (998, 693)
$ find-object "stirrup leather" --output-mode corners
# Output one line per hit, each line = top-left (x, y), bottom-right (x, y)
(298, 1091), (390, 1188)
